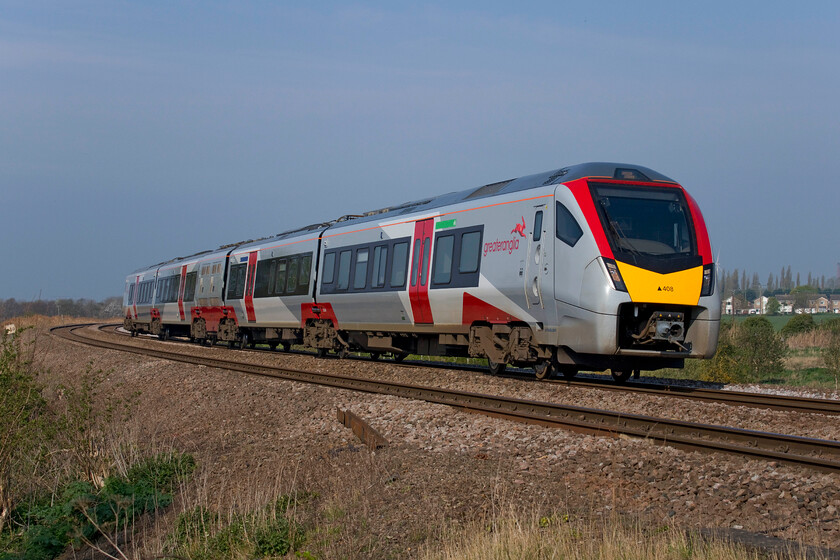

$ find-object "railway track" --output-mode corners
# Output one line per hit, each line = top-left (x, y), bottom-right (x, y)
(53, 323), (840, 473)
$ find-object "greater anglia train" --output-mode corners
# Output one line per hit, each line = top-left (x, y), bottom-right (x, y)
(124, 162), (721, 382)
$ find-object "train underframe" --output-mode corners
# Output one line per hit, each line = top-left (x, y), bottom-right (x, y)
(126, 304), (703, 383)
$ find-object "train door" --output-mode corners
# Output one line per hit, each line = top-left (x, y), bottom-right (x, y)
(244, 251), (258, 322)
(177, 265), (188, 321)
(409, 218), (434, 324)
(553, 187), (587, 307)
(525, 208), (548, 309)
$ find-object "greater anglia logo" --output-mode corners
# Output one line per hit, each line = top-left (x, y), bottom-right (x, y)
(483, 238), (521, 256)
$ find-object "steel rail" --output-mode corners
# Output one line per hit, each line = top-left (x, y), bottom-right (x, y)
(54, 324), (840, 473)
(101, 323), (840, 417)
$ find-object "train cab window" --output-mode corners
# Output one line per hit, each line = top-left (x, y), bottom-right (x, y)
(128, 284), (135, 304)
(432, 235), (454, 285)
(322, 253), (336, 284)
(391, 242), (409, 288)
(533, 211), (543, 242)
(372, 246), (387, 288)
(353, 249), (369, 290)
(337, 250), (351, 290)
(556, 202), (583, 247)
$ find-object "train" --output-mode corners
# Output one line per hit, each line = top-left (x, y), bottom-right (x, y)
(123, 162), (721, 382)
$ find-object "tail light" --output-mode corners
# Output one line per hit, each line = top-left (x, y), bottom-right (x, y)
(603, 258), (627, 292)
(700, 264), (715, 297)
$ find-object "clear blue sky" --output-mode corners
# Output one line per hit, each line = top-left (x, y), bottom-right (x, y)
(2, 1), (839, 300)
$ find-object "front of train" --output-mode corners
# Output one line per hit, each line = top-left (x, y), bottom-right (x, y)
(559, 165), (721, 378)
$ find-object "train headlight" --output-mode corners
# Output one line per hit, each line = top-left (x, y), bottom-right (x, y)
(603, 258), (627, 292)
(700, 264), (715, 297)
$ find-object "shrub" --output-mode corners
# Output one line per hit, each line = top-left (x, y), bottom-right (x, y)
(0, 329), (52, 534)
(735, 317), (787, 380)
(1, 452), (195, 560)
(822, 319), (840, 390)
(781, 313), (816, 337)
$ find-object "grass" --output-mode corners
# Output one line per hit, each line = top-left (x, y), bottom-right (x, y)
(420, 509), (815, 560)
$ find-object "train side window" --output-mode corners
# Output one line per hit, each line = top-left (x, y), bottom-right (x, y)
(533, 211), (543, 242)
(459, 231), (481, 274)
(337, 250), (351, 290)
(128, 284), (135, 304)
(275, 259), (287, 294)
(268, 260), (277, 295)
(184, 272), (197, 301)
(299, 254), (312, 291)
(287, 257), (299, 294)
(371, 245), (387, 288)
(556, 202), (583, 247)
(228, 264), (247, 299)
(391, 242), (409, 288)
(420, 238), (430, 286)
(432, 235), (454, 285)
(353, 249), (369, 290)
(410, 240), (421, 287)
(322, 252), (336, 285)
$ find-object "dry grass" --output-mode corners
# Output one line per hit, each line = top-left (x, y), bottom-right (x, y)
(786, 330), (835, 351)
(420, 508), (820, 560)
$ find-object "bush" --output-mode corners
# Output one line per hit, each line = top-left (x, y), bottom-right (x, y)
(0, 329), (52, 534)
(1, 453), (195, 560)
(781, 313), (816, 337)
(734, 317), (787, 380)
(821, 318), (840, 390)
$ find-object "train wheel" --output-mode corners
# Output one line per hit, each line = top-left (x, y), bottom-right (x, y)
(239, 333), (249, 350)
(611, 369), (632, 383)
(268, 342), (278, 351)
(534, 360), (553, 380)
(283, 342), (292, 352)
(159, 327), (169, 341)
(228, 341), (236, 349)
(316, 348), (328, 358)
(487, 359), (506, 376)
(392, 352), (408, 363)
(370, 352), (381, 361)
(336, 347), (349, 360)
(131, 330), (138, 338)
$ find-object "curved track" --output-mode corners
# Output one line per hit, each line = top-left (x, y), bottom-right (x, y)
(53, 323), (840, 473)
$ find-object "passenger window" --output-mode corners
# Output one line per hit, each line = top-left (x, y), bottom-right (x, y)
(533, 211), (543, 242)
(287, 257), (299, 293)
(391, 242), (409, 287)
(354, 249), (369, 289)
(275, 260), (287, 294)
(432, 235), (454, 285)
(300, 255), (311, 289)
(372, 246), (387, 288)
(337, 250), (351, 290)
(556, 202), (584, 247)
(322, 252), (336, 284)
(459, 231), (481, 274)
(268, 261), (277, 295)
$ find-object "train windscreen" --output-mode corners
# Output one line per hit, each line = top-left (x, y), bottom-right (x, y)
(590, 183), (700, 271)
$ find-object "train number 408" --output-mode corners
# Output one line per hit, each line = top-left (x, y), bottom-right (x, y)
(659, 286), (674, 292)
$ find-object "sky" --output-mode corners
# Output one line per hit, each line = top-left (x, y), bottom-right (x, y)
(1, 1), (839, 300)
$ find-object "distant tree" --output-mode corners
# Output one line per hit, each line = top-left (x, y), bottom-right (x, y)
(807, 271), (813, 287)
(790, 285), (818, 311)
(795, 272), (801, 287)
(766, 297), (781, 316)
(766, 273), (775, 293)
(734, 317), (786, 380)
(781, 313), (816, 337)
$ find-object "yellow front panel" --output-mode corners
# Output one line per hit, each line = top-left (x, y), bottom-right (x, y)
(616, 262), (702, 306)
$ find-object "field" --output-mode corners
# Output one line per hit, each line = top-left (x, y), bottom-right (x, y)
(2, 317), (840, 559)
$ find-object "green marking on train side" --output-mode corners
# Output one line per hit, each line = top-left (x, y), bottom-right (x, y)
(435, 219), (456, 230)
